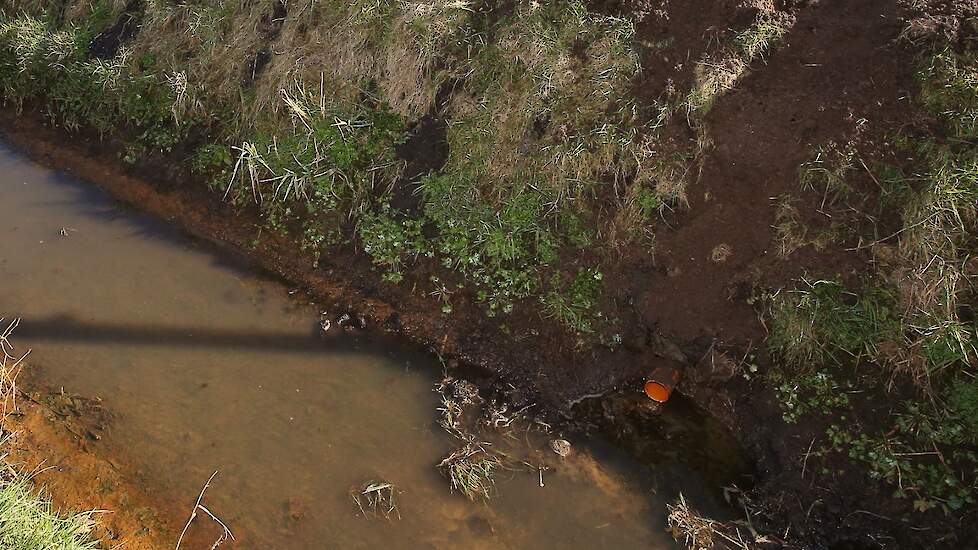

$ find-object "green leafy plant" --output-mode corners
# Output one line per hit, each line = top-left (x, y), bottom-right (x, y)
(357, 206), (429, 283)
(774, 370), (851, 424)
(825, 400), (978, 512)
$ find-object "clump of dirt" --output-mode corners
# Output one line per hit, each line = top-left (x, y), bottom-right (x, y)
(248, 0), (288, 81)
(393, 113), (449, 211)
(88, 0), (143, 60)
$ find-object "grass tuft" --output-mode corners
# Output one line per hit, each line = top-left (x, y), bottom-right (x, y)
(684, 12), (791, 118)
(765, 278), (901, 369)
(437, 442), (501, 501)
(0, 476), (99, 550)
(918, 49), (978, 141)
(799, 142), (857, 207)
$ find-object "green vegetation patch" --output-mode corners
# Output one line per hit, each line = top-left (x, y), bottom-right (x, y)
(222, 82), (406, 211)
(773, 370), (851, 424)
(766, 278), (901, 369)
(541, 267), (604, 334)
(0, 12), (188, 154)
(446, 1), (642, 195)
(0, 0), (729, 339)
(825, 397), (978, 512)
(411, 1), (641, 316)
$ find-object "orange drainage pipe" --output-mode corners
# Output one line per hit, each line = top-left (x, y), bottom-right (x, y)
(644, 365), (682, 403)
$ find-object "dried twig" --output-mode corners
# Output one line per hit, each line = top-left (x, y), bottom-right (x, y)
(176, 471), (234, 550)
(0, 318), (31, 422)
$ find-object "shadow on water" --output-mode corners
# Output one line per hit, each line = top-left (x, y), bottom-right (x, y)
(13, 315), (343, 354)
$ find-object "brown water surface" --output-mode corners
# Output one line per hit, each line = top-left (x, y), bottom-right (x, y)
(0, 141), (704, 548)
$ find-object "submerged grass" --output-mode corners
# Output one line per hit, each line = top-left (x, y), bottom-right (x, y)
(438, 441), (501, 501)
(434, 377), (509, 501)
(350, 480), (400, 520)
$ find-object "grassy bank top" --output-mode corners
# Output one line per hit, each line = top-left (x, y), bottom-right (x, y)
(0, 0), (793, 341)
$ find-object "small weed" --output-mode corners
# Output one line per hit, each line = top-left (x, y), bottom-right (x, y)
(541, 267), (604, 335)
(421, 173), (556, 315)
(192, 143), (233, 176)
(300, 220), (343, 267)
(799, 142), (857, 207)
(357, 206), (429, 283)
(428, 276), (456, 314)
(559, 211), (593, 250)
(949, 378), (978, 442)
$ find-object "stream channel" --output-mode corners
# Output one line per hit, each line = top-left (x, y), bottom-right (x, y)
(0, 140), (741, 549)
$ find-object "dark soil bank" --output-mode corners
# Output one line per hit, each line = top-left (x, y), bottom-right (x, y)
(3, 0), (977, 548)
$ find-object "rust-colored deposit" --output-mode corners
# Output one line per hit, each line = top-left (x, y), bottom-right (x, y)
(3, 375), (241, 550)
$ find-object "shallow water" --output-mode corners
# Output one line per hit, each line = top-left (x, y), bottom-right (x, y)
(0, 141), (726, 548)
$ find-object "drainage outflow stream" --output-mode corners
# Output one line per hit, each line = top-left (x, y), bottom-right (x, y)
(0, 141), (729, 548)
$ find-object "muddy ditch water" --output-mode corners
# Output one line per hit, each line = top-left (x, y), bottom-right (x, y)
(0, 140), (745, 549)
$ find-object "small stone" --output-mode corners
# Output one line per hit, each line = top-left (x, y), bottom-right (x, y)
(551, 439), (572, 457)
